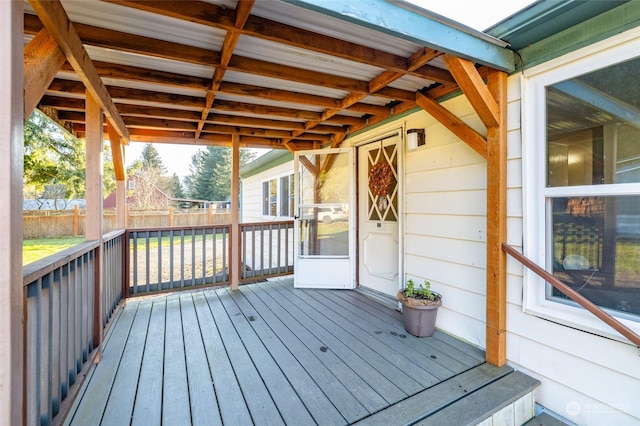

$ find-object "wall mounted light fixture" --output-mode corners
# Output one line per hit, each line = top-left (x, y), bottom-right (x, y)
(406, 128), (425, 151)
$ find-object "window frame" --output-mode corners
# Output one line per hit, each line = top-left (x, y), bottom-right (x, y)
(521, 29), (640, 341)
(261, 173), (294, 219)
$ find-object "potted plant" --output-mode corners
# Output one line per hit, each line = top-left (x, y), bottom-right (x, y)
(397, 278), (442, 337)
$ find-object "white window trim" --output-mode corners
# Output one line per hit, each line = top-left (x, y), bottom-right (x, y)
(521, 28), (640, 342)
(261, 173), (294, 219)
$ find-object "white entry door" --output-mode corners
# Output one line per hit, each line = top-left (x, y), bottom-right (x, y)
(358, 135), (401, 297)
(294, 148), (355, 289)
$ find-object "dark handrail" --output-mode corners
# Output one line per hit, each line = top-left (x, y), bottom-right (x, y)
(502, 243), (640, 347)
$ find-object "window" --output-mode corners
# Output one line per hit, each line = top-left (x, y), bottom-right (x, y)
(262, 174), (294, 217)
(523, 34), (640, 334)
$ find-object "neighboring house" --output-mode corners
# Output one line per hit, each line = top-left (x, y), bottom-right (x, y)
(241, 2), (640, 424)
(103, 174), (209, 210)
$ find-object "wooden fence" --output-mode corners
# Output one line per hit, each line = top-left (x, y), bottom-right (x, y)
(23, 207), (231, 239)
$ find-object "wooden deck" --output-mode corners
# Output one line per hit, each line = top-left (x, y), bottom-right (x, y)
(65, 278), (489, 425)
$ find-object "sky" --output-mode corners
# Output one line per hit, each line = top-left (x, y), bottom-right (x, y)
(125, 0), (536, 177)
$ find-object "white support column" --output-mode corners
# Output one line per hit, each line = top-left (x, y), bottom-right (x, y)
(230, 134), (241, 290)
(0, 2), (24, 425)
(85, 90), (104, 360)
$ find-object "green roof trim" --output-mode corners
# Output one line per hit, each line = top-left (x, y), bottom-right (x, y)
(515, 1), (640, 70)
(283, 0), (516, 72)
(240, 150), (293, 178)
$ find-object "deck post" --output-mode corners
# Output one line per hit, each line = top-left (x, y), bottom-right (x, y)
(230, 134), (241, 290)
(485, 69), (508, 366)
(86, 90), (105, 361)
(0, 2), (24, 425)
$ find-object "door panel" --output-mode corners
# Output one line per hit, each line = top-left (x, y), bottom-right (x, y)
(294, 148), (354, 289)
(358, 135), (400, 296)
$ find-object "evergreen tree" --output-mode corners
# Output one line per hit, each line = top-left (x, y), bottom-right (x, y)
(140, 143), (167, 174)
(185, 147), (255, 200)
(168, 173), (186, 198)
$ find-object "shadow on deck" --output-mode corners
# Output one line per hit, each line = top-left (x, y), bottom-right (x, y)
(64, 278), (538, 425)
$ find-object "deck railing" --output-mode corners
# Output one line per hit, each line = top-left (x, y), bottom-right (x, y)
(23, 240), (100, 425)
(21, 221), (295, 423)
(240, 221), (294, 281)
(102, 230), (125, 328)
(126, 224), (231, 295)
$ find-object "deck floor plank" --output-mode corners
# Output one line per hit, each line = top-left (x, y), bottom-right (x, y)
(268, 280), (425, 396)
(101, 301), (152, 425)
(191, 292), (257, 425)
(236, 285), (372, 423)
(319, 289), (473, 374)
(336, 289), (485, 368)
(162, 297), (191, 425)
(248, 282), (395, 411)
(179, 293), (222, 425)
(66, 300), (140, 426)
(67, 278), (495, 426)
(130, 299), (166, 426)
(221, 288), (346, 425)
(280, 283), (442, 387)
(205, 290), (311, 425)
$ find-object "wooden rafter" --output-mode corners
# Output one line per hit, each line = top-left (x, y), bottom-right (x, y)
(105, 0), (456, 85)
(28, 0), (129, 141)
(23, 27), (66, 119)
(196, 0), (255, 138)
(23, 14), (419, 102)
(443, 55), (500, 129)
(282, 47), (439, 150)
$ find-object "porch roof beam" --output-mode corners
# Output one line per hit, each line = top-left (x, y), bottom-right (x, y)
(23, 27), (66, 119)
(282, 0), (515, 73)
(443, 55), (500, 129)
(28, 0), (129, 142)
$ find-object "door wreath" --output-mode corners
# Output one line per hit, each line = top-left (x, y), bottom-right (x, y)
(369, 162), (393, 211)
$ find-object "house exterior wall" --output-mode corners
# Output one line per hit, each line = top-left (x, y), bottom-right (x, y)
(504, 30), (640, 425)
(239, 25), (640, 426)
(241, 161), (294, 223)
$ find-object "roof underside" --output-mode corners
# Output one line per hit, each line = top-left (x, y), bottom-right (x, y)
(24, 0), (516, 151)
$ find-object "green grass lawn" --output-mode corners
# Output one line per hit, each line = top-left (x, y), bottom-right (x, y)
(23, 236), (85, 266)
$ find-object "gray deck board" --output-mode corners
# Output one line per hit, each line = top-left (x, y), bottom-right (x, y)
(353, 363), (514, 425)
(101, 302), (151, 425)
(317, 289), (470, 375)
(248, 282), (394, 410)
(179, 293), (221, 425)
(162, 296), (191, 425)
(66, 278), (497, 426)
(220, 287), (345, 425)
(211, 289), (317, 425)
(235, 285), (370, 423)
(191, 292), (256, 425)
(130, 299), (165, 426)
(66, 300), (139, 426)
(268, 280), (425, 396)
